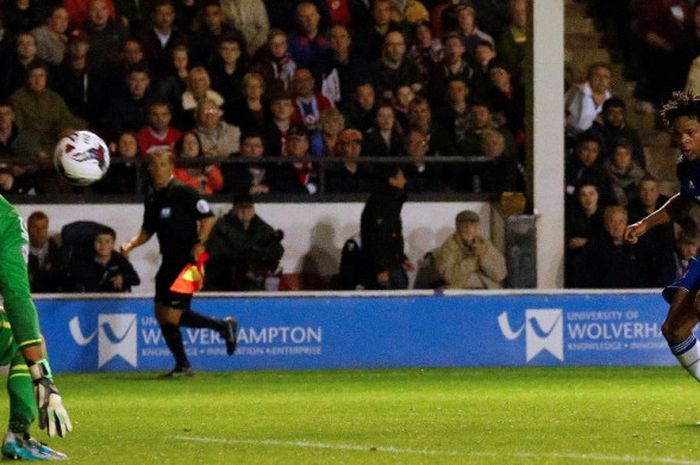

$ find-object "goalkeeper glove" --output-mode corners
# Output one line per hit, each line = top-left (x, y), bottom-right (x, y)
(28, 359), (72, 438)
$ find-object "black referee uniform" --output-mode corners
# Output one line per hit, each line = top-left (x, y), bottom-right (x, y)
(143, 178), (214, 308)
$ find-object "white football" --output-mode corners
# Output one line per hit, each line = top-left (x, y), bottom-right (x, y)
(54, 130), (111, 186)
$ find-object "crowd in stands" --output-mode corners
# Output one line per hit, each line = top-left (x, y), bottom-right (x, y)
(0, 0), (528, 197)
(564, 0), (700, 288)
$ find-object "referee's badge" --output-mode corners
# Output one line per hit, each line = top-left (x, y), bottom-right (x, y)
(160, 207), (172, 219)
(196, 199), (211, 214)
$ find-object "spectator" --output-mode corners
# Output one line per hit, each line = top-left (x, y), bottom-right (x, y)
(220, 0), (269, 55)
(30, 5), (69, 65)
(327, 0), (351, 25)
(312, 24), (365, 107)
(291, 67), (333, 130)
(451, 2), (495, 63)
(173, 131), (224, 195)
(252, 29), (297, 94)
(360, 164), (413, 289)
(10, 62), (85, 155)
(263, 91), (295, 157)
(629, 0), (691, 112)
(156, 44), (189, 123)
(317, 107), (345, 157)
(93, 131), (140, 194)
(461, 127), (523, 193)
(102, 38), (148, 98)
(138, 0), (187, 80)
(0, 101), (41, 194)
(363, 102), (404, 157)
(188, 2), (236, 67)
(205, 193), (284, 290)
(604, 139), (647, 207)
(434, 77), (470, 151)
(2, 0), (41, 39)
(137, 101), (182, 157)
(428, 32), (472, 102)
(406, 96), (454, 156)
(434, 209), (507, 289)
(225, 132), (272, 196)
(104, 64), (155, 140)
(391, 84), (414, 130)
(193, 98), (241, 157)
(565, 62), (612, 134)
(66, 225), (140, 292)
(288, 1), (329, 69)
(368, 30), (423, 101)
(565, 135), (614, 207)
(65, 0), (115, 28)
(584, 97), (646, 167)
(674, 234), (699, 280)
(402, 127), (442, 193)
(181, 66), (224, 127)
(458, 100), (507, 156)
(0, 32), (41, 100)
(270, 126), (318, 194)
(389, 0), (428, 24)
(578, 206), (643, 288)
(353, 0), (403, 63)
(470, 39), (496, 102)
(85, 0), (127, 70)
(627, 175), (677, 287)
(565, 182), (604, 287)
(263, 0), (331, 37)
(54, 31), (101, 125)
(343, 81), (377, 132)
(487, 60), (525, 147)
(408, 20), (442, 79)
(26, 211), (66, 292)
(225, 72), (270, 134)
(495, 0), (527, 85)
(208, 33), (246, 112)
(325, 128), (371, 193)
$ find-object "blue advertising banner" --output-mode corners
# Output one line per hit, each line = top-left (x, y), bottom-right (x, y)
(34, 292), (675, 373)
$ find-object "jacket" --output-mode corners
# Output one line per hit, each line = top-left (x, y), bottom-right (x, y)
(434, 233), (507, 289)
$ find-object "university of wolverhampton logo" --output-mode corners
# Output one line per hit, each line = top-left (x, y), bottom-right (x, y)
(498, 309), (564, 362)
(69, 314), (138, 368)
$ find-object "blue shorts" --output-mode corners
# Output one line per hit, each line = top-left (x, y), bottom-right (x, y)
(663, 257), (700, 303)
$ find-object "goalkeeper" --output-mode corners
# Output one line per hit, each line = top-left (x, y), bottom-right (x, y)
(0, 195), (72, 460)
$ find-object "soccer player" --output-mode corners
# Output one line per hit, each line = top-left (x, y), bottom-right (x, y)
(0, 196), (72, 460)
(120, 151), (238, 377)
(625, 91), (700, 382)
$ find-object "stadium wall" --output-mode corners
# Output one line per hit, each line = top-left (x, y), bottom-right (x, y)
(37, 290), (673, 373)
(16, 202), (491, 291)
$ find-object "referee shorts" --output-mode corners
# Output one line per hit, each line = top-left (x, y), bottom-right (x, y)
(155, 259), (192, 310)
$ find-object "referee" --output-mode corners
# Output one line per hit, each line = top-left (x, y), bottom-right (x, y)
(121, 151), (238, 377)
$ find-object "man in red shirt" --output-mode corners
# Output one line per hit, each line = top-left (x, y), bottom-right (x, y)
(137, 101), (182, 157)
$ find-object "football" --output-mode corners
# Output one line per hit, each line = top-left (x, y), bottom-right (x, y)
(54, 130), (110, 186)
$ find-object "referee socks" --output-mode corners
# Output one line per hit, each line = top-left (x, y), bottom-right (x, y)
(179, 310), (226, 331)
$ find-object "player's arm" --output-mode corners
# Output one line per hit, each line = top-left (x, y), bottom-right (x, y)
(120, 228), (153, 258)
(624, 193), (693, 243)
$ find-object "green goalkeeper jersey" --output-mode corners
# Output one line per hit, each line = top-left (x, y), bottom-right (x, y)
(0, 195), (42, 349)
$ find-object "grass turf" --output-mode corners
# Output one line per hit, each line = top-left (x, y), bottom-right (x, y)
(9, 367), (700, 465)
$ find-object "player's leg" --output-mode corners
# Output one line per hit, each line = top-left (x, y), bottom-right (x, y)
(662, 288), (700, 380)
(155, 303), (192, 377)
(177, 300), (238, 356)
(0, 319), (66, 460)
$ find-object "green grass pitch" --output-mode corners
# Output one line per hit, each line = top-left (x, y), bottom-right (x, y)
(12, 367), (700, 465)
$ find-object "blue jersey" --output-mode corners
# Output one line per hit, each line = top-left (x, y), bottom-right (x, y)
(677, 154), (700, 204)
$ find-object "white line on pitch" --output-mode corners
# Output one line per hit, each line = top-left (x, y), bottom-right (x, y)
(173, 436), (700, 465)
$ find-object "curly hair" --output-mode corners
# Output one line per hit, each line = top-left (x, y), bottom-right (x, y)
(660, 90), (700, 126)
